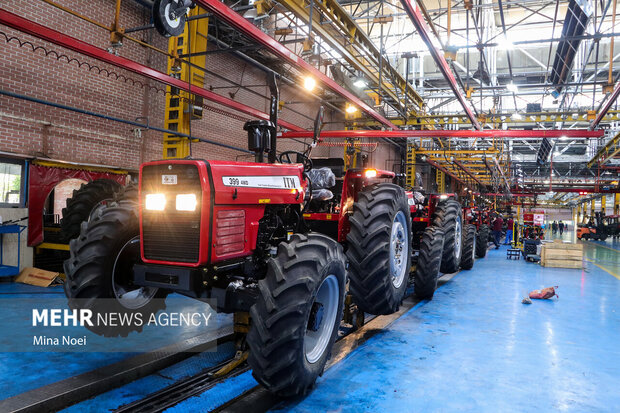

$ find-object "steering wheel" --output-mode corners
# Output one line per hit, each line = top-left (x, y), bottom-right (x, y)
(278, 151), (313, 172)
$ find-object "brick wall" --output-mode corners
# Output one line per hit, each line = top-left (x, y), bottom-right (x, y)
(0, 0), (360, 168)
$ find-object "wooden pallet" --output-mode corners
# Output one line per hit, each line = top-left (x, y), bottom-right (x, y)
(541, 240), (583, 269)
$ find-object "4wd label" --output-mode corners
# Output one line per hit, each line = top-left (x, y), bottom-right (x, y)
(162, 175), (177, 185)
(222, 175), (300, 189)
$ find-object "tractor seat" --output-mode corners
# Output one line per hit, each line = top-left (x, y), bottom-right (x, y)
(307, 167), (336, 201)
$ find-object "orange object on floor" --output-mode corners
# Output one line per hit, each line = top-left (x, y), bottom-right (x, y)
(529, 286), (558, 299)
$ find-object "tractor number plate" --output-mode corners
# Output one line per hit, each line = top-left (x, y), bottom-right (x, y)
(162, 175), (177, 185)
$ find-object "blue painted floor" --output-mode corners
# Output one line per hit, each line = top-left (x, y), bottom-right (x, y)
(0, 281), (231, 400)
(272, 232), (620, 412)
(3, 231), (620, 412)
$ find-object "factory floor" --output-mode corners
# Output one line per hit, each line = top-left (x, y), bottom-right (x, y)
(273, 232), (620, 412)
(0, 231), (619, 412)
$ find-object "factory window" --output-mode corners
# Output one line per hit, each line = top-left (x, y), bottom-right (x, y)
(0, 159), (25, 208)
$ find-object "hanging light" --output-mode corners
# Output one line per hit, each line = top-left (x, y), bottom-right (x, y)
(303, 76), (316, 91)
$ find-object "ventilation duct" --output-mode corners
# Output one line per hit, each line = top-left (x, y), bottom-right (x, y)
(549, 0), (593, 98)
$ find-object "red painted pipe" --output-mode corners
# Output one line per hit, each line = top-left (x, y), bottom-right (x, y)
(0, 9), (304, 131)
(279, 129), (605, 139)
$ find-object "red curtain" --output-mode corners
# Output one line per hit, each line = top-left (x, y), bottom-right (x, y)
(28, 164), (126, 246)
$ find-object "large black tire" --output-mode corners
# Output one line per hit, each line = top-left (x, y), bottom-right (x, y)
(476, 224), (489, 258)
(414, 226), (444, 300)
(63, 197), (167, 337)
(60, 179), (123, 242)
(432, 199), (463, 274)
(460, 224), (476, 270)
(346, 183), (412, 315)
(247, 233), (346, 397)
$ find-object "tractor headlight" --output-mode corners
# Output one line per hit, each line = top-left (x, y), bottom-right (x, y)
(176, 194), (197, 211)
(364, 169), (377, 179)
(145, 193), (166, 211)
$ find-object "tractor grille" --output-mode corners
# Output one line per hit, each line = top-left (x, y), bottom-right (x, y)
(141, 163), (203, 263)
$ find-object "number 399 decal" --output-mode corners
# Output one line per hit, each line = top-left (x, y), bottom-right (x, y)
(222, 175), (301, 189)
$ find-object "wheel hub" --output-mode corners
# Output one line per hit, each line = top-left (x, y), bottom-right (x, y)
(454, 215), (462, 260)
(304, 275), (339, 364)
(390, 211), (408, 288)
(307, 302), (324, 332)
(112, 236), (159, 310)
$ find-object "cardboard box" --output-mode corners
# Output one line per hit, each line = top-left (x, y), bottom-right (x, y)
(15, 267), (61, 287)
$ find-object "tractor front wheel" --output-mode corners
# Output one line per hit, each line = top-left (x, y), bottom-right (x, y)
(433, 200), (463, 274)
(460, 224), (477, 270)
(247, 233), (346, 397)
(64, 197), (167, 337)
(414, 226), (444, 299)
(476, 224), (490, 258)
(346, 183), (412, 315)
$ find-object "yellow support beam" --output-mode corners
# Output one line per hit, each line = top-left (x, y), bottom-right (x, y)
(436, 170), (445, 193)
(602, 195), (607, 215)
(587, 130), (620, 167)
(406, 145), (416, 188)
(163, 7), (208, 159)
(615, 193), (620, 215)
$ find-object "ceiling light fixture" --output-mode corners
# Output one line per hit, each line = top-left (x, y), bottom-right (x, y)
(303, 76), (316, 91)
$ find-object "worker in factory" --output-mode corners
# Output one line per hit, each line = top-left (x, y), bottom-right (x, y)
(492, 213), (504, 249)
(504, 215), (514, 245)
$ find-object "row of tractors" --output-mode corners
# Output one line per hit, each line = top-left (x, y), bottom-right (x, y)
(57, 109), (495, 397)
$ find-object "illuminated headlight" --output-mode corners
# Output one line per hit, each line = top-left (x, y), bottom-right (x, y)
(176, 194), (197, 211)
(145, 194), (166, 211)
(364, 169), (377, 179)
(439, 194), (449, 200)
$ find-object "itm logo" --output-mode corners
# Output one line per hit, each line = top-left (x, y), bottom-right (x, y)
(33, 309), (94, 326)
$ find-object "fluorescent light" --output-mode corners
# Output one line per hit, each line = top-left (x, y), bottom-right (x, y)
(145, 194), (166, 211)
(559, 135), (568, 141)
(346, 105), (358, 114)
(506, 82), (518, 93)
(303, 76), (316, 91)
(353, 79), (367, 88)
(512, 112), (522, 120)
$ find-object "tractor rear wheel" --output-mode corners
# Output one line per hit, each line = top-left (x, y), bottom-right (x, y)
(414, 226), (444, 299)
(476, 224), (489, 258)
(460, 225), (477, 270)
(63, 197), (167, 337)
(432, 199), (463, 274)
(60, 179), (122, 241)
(247, 233), (346, 397)
(346, 183), (412, 315)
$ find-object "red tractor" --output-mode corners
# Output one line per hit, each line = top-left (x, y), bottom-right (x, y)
(463, 205), (491, 258)
(407, 191), (478, 298)
(63, 106), (417, 397)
